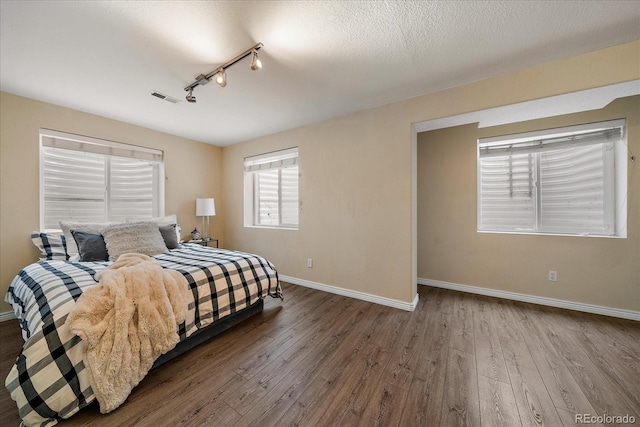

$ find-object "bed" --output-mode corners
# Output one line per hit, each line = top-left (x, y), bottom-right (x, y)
(4, 242), (281, 427)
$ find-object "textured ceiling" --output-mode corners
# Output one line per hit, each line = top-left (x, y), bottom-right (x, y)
(1, 1), (639, 146)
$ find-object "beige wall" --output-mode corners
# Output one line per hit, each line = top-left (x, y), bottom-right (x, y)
(222, 110), (415, 303)
(0, 92), (223, 313)
(221, 41), (639, 308)
(418, 96), (639, 311)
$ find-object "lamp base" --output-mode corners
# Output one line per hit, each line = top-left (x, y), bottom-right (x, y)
(202, 216), (210, 240)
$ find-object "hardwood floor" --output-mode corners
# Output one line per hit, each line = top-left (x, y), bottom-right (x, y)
(1, 282), (639, 426)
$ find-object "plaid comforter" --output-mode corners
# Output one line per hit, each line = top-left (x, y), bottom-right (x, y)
(4, 244), (281, 427)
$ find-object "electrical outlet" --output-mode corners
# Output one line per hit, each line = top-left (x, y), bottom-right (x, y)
(307, 258), (313, 268)
(548, 271), (557, 282)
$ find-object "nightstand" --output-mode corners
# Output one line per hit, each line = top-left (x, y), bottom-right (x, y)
(185, 238), (219, 248)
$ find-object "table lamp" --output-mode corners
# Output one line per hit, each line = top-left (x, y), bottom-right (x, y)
(196, 198), (216, 240)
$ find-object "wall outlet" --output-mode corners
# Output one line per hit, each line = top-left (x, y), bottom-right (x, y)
(307, 258), (313, 268)
(548, 271), (558, 282)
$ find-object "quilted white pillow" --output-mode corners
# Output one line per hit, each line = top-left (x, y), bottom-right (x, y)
(101, 222), (168, 261)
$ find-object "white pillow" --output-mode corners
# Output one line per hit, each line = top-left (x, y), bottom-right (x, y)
(31, 232), (68, 261)
(59, 221), (115, 261)
(101, 222), (168, 261)
(153, 214), (177, 226)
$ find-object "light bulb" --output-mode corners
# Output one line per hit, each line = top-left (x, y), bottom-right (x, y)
(216, 69), (227, 87)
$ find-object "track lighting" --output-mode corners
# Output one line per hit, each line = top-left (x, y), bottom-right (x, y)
(215, 69), (227, 87)
(186, 88), (196, 103)
(250, 50), (262, 70)
(184, 42), (263, 103)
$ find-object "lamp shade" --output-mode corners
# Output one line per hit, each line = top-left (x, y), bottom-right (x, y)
(196, 198), (216, 216)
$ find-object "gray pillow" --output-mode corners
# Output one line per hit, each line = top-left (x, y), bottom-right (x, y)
(101, 222), (168, 261)
(158, 224), (180, 249)
(127, 215), (181, 243)
(71, 230), (109, 262)
(60, 221), (114, 261)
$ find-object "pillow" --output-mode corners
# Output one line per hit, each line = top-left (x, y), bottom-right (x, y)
(128, 214), (182, 242)
(158, 224), (180, 249)
(71, 230), (109, 262)
(31, 232), (69, 260)
(60, 221), (115, 261)
(152, 214), (177, 226)
(101, 222), (168, 261)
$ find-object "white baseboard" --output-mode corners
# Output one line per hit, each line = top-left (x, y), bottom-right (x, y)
(280, 275), (419, 312)
(418, 278), (639, 321)
(0, 311), (15, 322)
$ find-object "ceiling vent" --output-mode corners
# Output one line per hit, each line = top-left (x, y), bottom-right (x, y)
(150, 91), (180, 104)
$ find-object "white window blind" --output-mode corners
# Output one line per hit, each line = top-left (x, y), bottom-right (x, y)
(244, 148), (299, 228)
(40, 129), (164, 230)
(256, 169), (280, 226)
(478, 120), (625, 237)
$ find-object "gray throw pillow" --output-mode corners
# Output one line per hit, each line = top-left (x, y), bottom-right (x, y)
(158, 224), (180, 249)
(101, 222), (168, 261)
(71, 230), (109, 262)
(59, 221), (114, 261)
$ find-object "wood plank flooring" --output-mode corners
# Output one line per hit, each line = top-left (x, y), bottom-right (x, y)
(1, 283), (639, 426)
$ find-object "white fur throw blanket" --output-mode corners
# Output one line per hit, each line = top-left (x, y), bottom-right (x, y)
(66, 253), (189, 413)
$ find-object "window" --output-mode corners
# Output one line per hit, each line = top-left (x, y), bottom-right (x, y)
(244, 148), (299, 229)
(40, 129), (164, 230)
(477, 119), (626, 237)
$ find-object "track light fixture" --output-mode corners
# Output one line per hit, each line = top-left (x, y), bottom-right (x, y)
(185, 88), (196, 103)
(184, 42), (263, 103)
(215, 69), (227, 87)
(250, 50), (262, 70)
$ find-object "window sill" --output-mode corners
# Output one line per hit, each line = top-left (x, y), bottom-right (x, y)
(477, 230), (625, 239)
(244, 225), (298, 231)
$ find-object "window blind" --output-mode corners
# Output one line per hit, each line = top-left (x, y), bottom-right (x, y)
(42, 149), (107, 228)
(40, 130), (164, 230)
(479, 153), (536, 231)
(109, 156), (161, 222)
(244, 147), (299, 228)
(478, 120), (622, 236)
(280, 166), (299, 226)
(479, 128), (622, 158)
(244, 147), (298, 172)
(539, 144), (612, 234)
(256, 169), (280, 226)
(41, 129), (162, 162)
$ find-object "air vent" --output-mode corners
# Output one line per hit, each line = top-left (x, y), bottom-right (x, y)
(150, 91), (179, 104)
